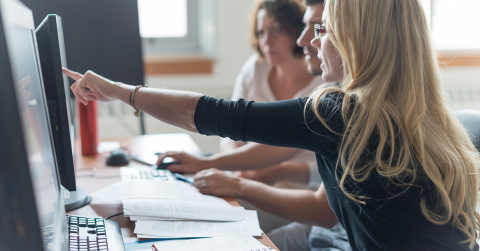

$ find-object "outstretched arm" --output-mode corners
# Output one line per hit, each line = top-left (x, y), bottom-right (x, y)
(64, 69), (201, 132)
(65, 68), (342, 155)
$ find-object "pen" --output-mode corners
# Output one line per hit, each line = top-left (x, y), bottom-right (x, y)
(151, 244), (158, 251)
(174, 173), (194, 185)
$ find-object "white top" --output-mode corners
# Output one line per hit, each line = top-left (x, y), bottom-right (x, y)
(221, 54), (324, 187)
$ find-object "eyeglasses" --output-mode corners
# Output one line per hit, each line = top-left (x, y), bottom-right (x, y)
(314, 24), (327, 39)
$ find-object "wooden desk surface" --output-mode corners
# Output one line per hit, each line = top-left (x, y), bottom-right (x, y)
(68, 134), (279, 249)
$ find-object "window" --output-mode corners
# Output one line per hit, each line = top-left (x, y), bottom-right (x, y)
(426, 0), (480, 52)
(138, 0), (199, 55)
(138, 0), (188, 38)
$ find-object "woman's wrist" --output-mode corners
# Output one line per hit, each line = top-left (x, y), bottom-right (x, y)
(112, 82), (135, 103)
(203, 155), (220, 170)
(236, 177), (252, 199)
(192, 157), (212, 172)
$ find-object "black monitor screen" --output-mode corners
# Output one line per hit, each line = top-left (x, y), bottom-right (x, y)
(36, 15), (76, 191)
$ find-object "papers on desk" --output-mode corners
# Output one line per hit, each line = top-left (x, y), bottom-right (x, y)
(123, 198), (246, 222)
(89, 180), (227, 204)
(133, 210), (262, 238)
(90, 180), (263, 239)
(130, 234), (277, 251)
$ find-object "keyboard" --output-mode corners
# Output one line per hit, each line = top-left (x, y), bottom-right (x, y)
(67, 215), (125, 251)
(120, 167), (174, 181)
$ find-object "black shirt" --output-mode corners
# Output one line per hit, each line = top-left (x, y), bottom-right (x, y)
(194, 93), (478, 251)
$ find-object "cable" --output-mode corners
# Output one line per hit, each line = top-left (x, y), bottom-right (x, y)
(105, 212), (124, 220)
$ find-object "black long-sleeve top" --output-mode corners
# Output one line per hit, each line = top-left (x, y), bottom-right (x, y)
(194, 93), (478, 251)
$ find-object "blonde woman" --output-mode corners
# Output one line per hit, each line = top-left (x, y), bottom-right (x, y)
(65, 0), (479, 249)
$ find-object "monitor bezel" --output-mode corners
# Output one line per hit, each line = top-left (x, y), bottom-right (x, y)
(0, 0), (66, 250)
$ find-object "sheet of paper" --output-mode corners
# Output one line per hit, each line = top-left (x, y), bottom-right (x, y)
(133, 210), (262, 238)
(130, 234), (277, 251)
(123, 198), (245, 222)
(89, 180), (228, 205)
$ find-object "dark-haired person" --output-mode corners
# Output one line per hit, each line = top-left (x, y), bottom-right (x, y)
(222, 0), (324, 238)
(221, 0), (322, 192)
(64, 0), (480, 250)
(218, 0), (323, 196)
(158, 0), (321, 236)
(161, 0), (322, 196)
(155, 0), (350, 250)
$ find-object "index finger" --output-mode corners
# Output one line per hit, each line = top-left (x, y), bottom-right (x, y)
(63, 68), (84, 81)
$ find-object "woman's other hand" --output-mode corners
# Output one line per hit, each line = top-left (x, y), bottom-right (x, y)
(157, 151), (210, 173)
(63, 68), (126, 105)
(193, 168), (246, 198)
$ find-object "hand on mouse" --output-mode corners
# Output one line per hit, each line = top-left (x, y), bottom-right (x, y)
(156, 151), (209, 173)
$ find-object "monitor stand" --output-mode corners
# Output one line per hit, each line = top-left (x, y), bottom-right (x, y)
(64, 187), (92, 211)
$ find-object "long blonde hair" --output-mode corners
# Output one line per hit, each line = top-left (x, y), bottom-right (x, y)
(308, 0), (480, 247)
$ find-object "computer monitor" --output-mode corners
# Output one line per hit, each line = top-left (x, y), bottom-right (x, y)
(36, 14), (91, 211)
(0, 0), (67, 250)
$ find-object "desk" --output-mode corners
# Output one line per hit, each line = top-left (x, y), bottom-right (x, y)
(68, 133), (279, 249)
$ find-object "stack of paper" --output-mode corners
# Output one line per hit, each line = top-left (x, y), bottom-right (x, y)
(90, 180), (263, 239)
(123, 198), (262, 238)
(126, 234), (277, 251)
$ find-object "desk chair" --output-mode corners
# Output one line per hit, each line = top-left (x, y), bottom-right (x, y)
(454, 109), (480, 224)
(454, 109), (480, 151)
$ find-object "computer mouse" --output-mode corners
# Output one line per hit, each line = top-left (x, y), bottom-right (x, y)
(157, 157), (181, 169)
(106, 149), (130, 166)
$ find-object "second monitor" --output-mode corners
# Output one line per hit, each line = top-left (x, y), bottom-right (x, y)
(36, 14), (91, 211)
